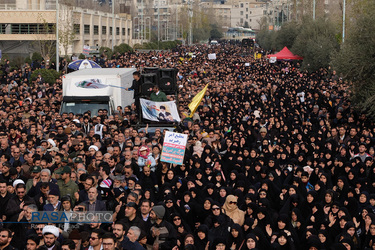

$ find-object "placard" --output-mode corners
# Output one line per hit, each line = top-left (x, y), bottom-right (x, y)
(208, 53), (216, 60)
(160, 131), (187, 165)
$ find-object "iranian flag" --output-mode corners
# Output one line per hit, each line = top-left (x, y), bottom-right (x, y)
(75, 79), (108, 89)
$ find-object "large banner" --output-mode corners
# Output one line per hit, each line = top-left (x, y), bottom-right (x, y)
(140, 98), (181, 122)
(160, 131), (187, 165)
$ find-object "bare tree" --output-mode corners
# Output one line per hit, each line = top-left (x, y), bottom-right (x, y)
(34, 14), (56, 68)
(58, 5), (77, 56)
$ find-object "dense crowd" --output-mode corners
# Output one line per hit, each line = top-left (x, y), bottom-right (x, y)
(0, 42), (374, 250)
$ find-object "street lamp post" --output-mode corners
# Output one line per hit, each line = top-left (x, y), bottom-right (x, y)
(56, 0), (59, 72)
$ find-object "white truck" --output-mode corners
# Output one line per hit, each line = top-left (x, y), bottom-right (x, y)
(61, 68), (136, 115)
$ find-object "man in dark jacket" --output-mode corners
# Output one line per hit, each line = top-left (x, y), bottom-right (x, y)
(126, 71), (142, 115)
(148, 205), (177, 249)
(6, 183), (35, 222)
(118, 202), (146, 233)
(82, 187), (106, 212)
(0, 180), (12, 222)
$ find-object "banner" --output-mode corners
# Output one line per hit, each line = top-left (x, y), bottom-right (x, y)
(140, 98), (181, 122)
(160, 131), (187, 165)
(269, 57), (277, 63)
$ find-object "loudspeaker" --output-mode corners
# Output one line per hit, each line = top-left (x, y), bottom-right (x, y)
(242, 38), (254, 47)
(159, 68), (177, 95)
(144, 67), (160, 77)
(141, 73), (158, 96)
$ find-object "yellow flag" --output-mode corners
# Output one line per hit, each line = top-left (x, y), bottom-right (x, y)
(188, 84), (209, 118)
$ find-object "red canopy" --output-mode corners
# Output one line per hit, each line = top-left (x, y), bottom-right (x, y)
(267, 47), (303, 60)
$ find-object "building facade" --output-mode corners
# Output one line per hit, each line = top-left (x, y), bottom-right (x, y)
(0, 0), (132, 57)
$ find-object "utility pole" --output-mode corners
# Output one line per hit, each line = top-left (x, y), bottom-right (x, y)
(313, 0), (315, 20)
(188, 0), (193, 45)
(158, 0), (160, 49)
(112, 0), (115, 50)
(56, 0), (59, 72)
(342, 0), (346, 43)
(176, 4), (178, 40)
(141, 0), (144, 44)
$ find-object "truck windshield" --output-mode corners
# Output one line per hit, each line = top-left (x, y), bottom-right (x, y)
(61, 102), (109, 115)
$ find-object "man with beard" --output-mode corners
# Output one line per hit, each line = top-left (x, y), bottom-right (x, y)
(119, 202), (145, 232)
(27, 169), (59, 197)
(112, 222), (127, 248)
(76, 176), (94, 203)
(0, 229), (16, 250)
(42, 225), (60, 250)
(97, 164), (113, 202)
(0, 180), (11, 222)
(0, 162), (12, 185)
(149, 205), (177, 249)
(26, 235), (40, 250)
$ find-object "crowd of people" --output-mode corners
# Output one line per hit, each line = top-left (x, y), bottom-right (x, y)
(0, 41), (373, 250)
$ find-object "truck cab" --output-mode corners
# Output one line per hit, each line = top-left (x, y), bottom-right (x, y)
(61, 96), (115, 115)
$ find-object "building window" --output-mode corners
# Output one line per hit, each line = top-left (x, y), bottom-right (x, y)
(0, 24), (6, 34)
(84, 24), (90, 34)
(246, 14), (248, 18)
(11, 24), (20, 34)
(110, 27), (113, 35)
(240, 3), (243, 7)
(128, 28), (130, 36)
(250, 11), (252, 14)
(29, 24), (37, 34)
(102, 26), (107, 35)
(122, 28), (126, 35)
(0, 24), (5, 34)
(74, 24), (80, 34)
(94, 25), (99, 35)
(240, 18), (243, 23)
(20, 24), (29, 34)
(240, 11), (243, 15)
(116, 27), (120, 35)
(246, 8), (248, 11)
(37, 23), (54, 34)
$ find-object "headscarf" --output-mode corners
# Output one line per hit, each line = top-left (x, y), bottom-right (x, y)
(222, 195), (245, 226)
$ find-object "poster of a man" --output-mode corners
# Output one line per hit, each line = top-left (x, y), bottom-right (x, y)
(140, 99), (181, 122)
